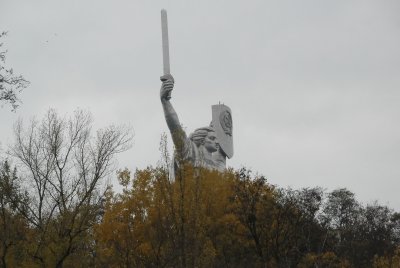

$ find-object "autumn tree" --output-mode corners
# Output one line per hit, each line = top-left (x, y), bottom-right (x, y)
(8, 109), (132, 267)
(96, 164), (275, 267)
(94, 162), (400, 268)
(320, 188), (362, 265)
(373, 246), (400, 268)
(294, 187), (325, 254)
(354, 202), (400, 267)
(231, 168), (275, 265)
(87, 134), (400, 267)
(0, 160), (30, 267)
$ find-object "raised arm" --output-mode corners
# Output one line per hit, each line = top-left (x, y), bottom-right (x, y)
(160, 74), (188, 152)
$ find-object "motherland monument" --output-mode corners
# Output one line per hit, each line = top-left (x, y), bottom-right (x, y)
(159, 9), (233, 174)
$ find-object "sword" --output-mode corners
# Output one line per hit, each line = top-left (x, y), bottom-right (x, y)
(161, 9), (172, 99)
(161, 9), (170, 75)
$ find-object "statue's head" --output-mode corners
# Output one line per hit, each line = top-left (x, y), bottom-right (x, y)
(189, 127), (218, 153)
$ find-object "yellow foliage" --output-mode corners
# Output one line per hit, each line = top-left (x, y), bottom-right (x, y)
(299, 252), (351, 268)
(373, 247), (400, 268)
(95, 165), (249, 267)
(93, 165), (400, 267)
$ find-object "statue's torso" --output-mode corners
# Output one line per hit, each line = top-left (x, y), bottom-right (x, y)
(173, 137), (221, 172)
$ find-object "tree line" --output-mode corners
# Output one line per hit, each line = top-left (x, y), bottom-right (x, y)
(1, 110), (400, 267)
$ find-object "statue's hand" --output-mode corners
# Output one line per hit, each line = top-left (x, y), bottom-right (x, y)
(160, 74), (174, 101)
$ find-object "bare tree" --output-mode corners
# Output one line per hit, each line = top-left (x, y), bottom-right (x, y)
(9, 109), (132, 267)
(0, 31), (29, 110)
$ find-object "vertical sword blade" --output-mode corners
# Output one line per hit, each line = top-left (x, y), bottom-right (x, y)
(161, 9), (170, 75)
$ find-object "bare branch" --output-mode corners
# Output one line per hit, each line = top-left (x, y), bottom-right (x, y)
(0, 32), (29, 110)
(7, 108), (133, 266)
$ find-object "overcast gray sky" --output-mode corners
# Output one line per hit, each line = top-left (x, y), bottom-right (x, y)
(1, 0), (400, 209)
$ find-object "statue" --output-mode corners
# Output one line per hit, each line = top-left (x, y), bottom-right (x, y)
(160, 74), (223, 171)
(160, 10), (233, 174)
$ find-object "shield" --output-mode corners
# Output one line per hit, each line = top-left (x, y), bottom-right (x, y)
(212, 104), (234, 159)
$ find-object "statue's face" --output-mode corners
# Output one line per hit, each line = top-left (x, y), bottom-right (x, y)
(204, 131), (218, 153)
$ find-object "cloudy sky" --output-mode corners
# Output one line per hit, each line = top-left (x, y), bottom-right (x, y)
(1, 1), (400, 209)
